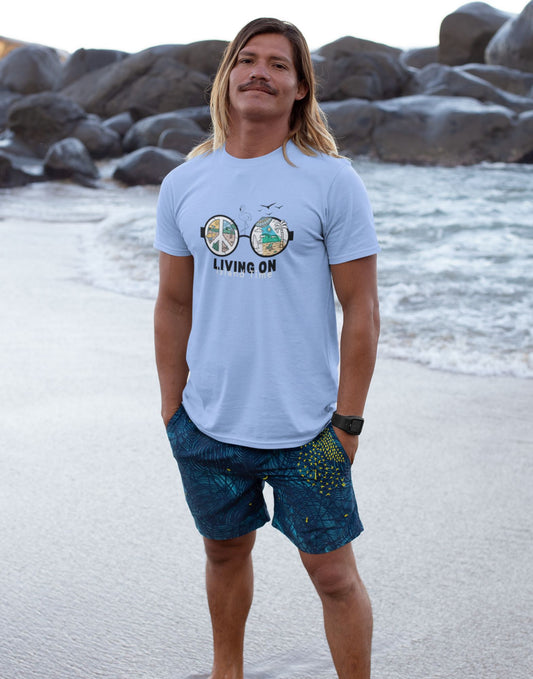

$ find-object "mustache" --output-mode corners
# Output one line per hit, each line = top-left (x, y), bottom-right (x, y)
(238, 80), (277, 95)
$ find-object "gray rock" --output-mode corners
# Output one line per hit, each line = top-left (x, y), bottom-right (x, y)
(171, 39), (227, 77)
(485, 0), (533, 74)
(122, 112), (206, 152)
(44, 137), (99, 185)
(408, 63), (533, 113)
(400, 46), (439, 70)
(61, 45), (211, 118)
(0, 44), (63, 94)
(113, 146), (185, 185)
(315, 37), (410, 101)
(0, 150), (35, 187)
(102, 111), (135, 138)
(0, 89), (21, 128)
(60, 48), (129, 88)
(457, 64), (533, 97)
(71, 115), (122, 158)
(439, 2), (512, 66)
(158, 127), (209, 155)
(321, 99), (378, 155)
(508, 110), (533, 162)
(7, 92), (87, 156)
(372, 95), (518, 165)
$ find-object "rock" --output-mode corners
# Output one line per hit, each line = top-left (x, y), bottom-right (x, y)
(439, 2), (512, 66)
(0, 89), (21, 128)
(102, 111), (135, 138)
(71, 115), (122, 157)
(7, 92), (87, 156)
(400, 46), (439, 70)
(113, 146), (185, 185)
(408, 63), (533, 113)
(171, 39), (227, 77)
(372, 95), (518, 165)
(0, 44), (63, 94)
(0, 36), (27, 59)
(0, 150), (35, 187)
(315, 36), (410, 101)
(60, 48), (129, 88)
(321, 99), (379, 155)
(61, 45), (211, 118)
(509, 110), (533, 162)
(457, 64), (533, 97)
(44, 137), (100, 185)
(122, 112), (207, 152)
(158, 127), (209, 155)
(485, 1), (533, 74)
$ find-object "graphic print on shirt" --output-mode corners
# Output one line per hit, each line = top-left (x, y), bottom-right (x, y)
(201, 203), (293, 279)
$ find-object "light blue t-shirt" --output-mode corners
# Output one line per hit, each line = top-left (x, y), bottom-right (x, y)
(155, 142), (379, 448)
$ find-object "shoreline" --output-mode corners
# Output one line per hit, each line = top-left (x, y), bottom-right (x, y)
(1, 215), (532, 678)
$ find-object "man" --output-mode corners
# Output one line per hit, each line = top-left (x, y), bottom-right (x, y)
(154, 17), (380, 679)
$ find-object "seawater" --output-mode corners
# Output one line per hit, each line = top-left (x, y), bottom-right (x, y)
(1, 158), (531, 378)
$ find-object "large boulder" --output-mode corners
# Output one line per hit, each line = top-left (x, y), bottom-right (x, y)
(508, 110), (533, 162)
(458, 63), (533, 97)
(315, 36), (410, 101)
(44, 137), (99, 186)
(113, 146), (185, 185)
(0, 89), (21, 128)
(70, 115), (122, 157)
(371, 95), (520, 165)
(408, 63), (533, 113)
(400, 46), (439, 70)
(122, 111), (207, 152)
(60, 48), (129, 88)
(321, 99), (379, 155)
(0, 44), (63, 94)
(439, 2), (512, 66)
(6, 92), (87, 156)
(170, 39), (227, 77)
(485, 1), (533, 74)
(61, 45), (212, 118)
(0, 37), (27, 59)
(0, 150), (35, 187)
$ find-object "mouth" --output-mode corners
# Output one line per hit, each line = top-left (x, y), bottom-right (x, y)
(238, 82), (276, 95)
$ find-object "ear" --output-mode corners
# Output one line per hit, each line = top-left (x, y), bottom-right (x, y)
(295, 81), (309, 101)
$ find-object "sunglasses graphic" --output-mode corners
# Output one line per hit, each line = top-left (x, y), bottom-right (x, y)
(201, 215), (293, 258)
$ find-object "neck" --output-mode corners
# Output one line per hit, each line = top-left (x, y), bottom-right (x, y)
(225, 119), (290, 159)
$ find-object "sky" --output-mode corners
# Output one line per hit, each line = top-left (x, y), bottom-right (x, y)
(2, 0), (528, 54)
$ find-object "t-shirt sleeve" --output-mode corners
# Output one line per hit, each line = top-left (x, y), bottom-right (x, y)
(154, 174), (191, 256)
(324, 162), (380, 265)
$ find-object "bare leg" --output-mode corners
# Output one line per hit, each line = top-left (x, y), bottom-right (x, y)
(204, 531), (256, 679)
(300, 543), (373, 679)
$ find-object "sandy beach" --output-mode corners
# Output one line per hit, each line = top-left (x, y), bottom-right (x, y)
(1, 214), (532, 679)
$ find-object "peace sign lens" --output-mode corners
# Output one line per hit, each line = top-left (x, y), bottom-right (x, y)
(203, 215), (292, 258)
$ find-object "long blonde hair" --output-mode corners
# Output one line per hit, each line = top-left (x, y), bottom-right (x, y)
(188, 17), (339, 160)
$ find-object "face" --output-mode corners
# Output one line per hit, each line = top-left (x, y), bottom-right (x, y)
(228, 33), (308, 128)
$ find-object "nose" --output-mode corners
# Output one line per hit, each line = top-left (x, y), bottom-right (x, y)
(250, 61), (270, 80)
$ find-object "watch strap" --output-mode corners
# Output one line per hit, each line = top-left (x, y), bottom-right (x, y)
(331, 411), (364, 435)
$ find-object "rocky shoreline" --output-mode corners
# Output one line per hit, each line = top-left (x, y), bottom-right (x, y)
(1, 1), (533, 188)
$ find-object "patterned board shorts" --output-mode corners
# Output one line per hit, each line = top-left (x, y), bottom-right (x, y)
(166, 405), (363, 554)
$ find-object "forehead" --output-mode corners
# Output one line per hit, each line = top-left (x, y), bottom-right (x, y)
(238, 33), (296, 64)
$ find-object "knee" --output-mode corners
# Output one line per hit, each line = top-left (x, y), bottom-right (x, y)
(204, 532), (256, 567)
(307, 561), (358, 600)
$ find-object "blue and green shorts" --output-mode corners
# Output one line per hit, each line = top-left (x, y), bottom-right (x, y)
(166, 405), (363, 554)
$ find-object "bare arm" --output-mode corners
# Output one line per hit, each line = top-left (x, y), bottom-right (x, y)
(154, 252), (194, 426)
(330, 255), (380, 461)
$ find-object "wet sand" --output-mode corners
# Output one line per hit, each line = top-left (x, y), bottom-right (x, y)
(1, 216), (532, 678)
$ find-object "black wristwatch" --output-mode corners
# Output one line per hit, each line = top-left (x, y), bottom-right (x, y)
(331, 411), (364, 435)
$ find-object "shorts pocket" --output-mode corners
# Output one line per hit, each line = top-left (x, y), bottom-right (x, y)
(328, 423), (354, 466)
(166, 404), (185, 432)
